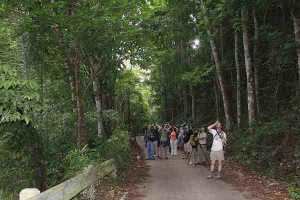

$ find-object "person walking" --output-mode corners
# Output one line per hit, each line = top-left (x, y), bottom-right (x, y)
(144, 125), (155, 160)
(160, 125), (169, 159)
(169, 128), (178, 156)
(207, 121), (227, 178)
(177, 126), (185, 151)
(189, 130), (199, 166)
(152, 125), (160, 159)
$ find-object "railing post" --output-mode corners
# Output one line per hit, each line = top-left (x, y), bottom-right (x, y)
(19, 188), (40, 200)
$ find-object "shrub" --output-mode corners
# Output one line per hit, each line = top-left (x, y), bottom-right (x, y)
(289, 186), (300, 200)
(95, 129), (132, 172)
(228, 119), (294, 178)
(63, 128), (132, 179)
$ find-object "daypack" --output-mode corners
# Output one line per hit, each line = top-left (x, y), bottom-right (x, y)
(148, 130), (155, 141)
(183, 129), (192, 143)
(206, 132), (214, 151)
(189, 134), (199, 147)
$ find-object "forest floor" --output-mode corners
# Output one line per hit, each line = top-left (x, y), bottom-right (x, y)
(95, 137), (291, 200)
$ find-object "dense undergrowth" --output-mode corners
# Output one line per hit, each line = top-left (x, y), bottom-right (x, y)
(64, 129), (132, 179)
(0, 128), (132, 200)
(228, 116), (300, 199)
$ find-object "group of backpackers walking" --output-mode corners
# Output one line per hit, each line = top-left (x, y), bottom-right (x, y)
(143, 120), (227, 178)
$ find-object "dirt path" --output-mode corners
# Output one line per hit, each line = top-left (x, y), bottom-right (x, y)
(136, 136), (255, 200)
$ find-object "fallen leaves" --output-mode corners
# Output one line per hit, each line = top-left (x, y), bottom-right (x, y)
(223, 160), (291, 200)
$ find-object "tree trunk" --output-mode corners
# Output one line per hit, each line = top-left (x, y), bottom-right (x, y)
(183, 87), (188, 119)
(21, 32), (29, 79)
(292, 9), (300, 96)
(253, 8), (260, 116)
(31, 138), (47, 191)
(241, 8), (256, 126)
(65, 62), (77, 114)
(200, 0), (232, 129)
(190, 84), (195, 122)
(89, 57), (105, 138)
(160, 65), (167, 121)
(234, 30), (242, 128)
(70, 49), (87, 147)
(214, 79), (220, 120)
(209, 37), (232, 130)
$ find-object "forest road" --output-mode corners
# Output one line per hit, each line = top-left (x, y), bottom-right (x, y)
(135, 136), (256, 200)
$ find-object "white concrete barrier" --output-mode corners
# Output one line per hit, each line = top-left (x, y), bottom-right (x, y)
(20, 188), (40, 200)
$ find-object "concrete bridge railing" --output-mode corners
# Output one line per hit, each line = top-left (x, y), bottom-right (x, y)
(20, 159), (117, 200)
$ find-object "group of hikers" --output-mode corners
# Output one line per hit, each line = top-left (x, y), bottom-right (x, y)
(143, 120), (227, 179)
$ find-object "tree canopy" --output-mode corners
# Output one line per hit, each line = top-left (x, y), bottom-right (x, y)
(0, 0), (300, 199)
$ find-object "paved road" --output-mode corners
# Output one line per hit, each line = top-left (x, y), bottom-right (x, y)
(136, 136), (254, 200)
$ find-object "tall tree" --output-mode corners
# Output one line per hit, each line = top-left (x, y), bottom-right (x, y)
(291, 2), (300, 96)
(89, 57), (105, 137)
(234, 29), (242, 128)
(241, 8), (256, 126)
(253, 8), (260, 115)
(199, 0), (232, 129)
(71, 48), (87, 146)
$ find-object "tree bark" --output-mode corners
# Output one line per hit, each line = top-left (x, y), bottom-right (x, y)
(190, 84), (195, 122)
(209, 37), (232, 130)
(31, 137), (47, 191)
(200, 0), (232, 129)
(66, 0), (87, 147)
(64, 62), (77, 114)
(241, 8), (256, 126)
(253, 8), (260, 116)
(70, 49), (87, 147)
(21, 32), (29, 79)
(292, 8), (300, 96)
(183, 86), (188, 119)
(89, 57), (105, 138)
(214, 79), (220, 121)
(234, 30), (242, 128)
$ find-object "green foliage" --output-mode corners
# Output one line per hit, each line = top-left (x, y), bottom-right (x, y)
(181, 64), (213, 86)
(63, 129), (131, 179)
(0, 66), (40, 124)
(0, 122), (42, 198)
(64, 146), (92, 178)
(115, 69), (151, 133)
(289, 186), (300, 200)
(229, 119), (298, 182)
(97, 129), (131, 171)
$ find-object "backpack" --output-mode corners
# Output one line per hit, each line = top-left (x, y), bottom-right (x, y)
(190, 134), (199, 147)
(148, 130), (155, 141)
(183, 129), (192, 143)
(206, 132), (214, 151)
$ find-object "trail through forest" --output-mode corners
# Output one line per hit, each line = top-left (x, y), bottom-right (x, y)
(135, 136), (254, 200)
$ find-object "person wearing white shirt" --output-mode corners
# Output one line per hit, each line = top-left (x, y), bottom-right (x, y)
(207, 121), (227, 178)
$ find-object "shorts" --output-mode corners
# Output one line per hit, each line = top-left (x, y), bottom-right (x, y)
(210, 150), (224, 162)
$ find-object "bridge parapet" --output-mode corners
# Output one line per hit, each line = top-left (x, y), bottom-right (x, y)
(19, 159), (117, 200)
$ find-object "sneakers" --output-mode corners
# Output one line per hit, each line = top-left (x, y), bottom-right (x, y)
(215, 174), (222, 179)
(207, 174), (213, 179)
(207, 172), (222, 179)
(215, 172), (222, 179)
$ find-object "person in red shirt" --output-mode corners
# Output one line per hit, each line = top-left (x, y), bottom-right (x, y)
(169, 128), (178, 156)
